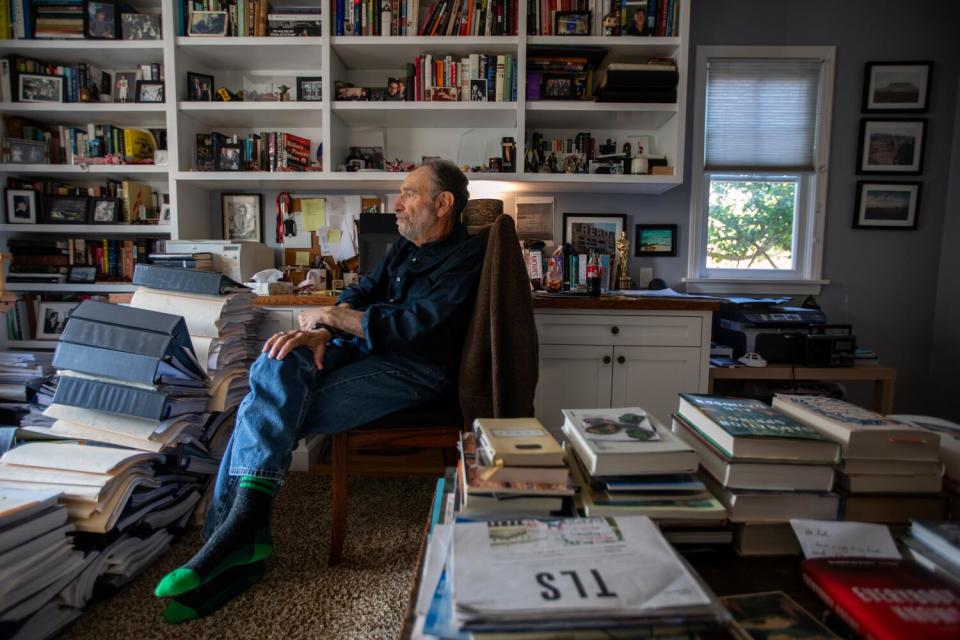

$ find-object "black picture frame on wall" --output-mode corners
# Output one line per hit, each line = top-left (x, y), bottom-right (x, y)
(853, 181), (921, 230)
(635, 224), (678, 257)
(562, 213), (626, 254)
(862, 61), (932, 113)
(857, 118), (925, 175)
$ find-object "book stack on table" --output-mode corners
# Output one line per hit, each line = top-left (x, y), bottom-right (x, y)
(673, 394), (842, 556)
(773, 394), (946, 524)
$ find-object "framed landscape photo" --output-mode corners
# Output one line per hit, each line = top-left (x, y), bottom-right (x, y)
(36, 301), (80, 340)
(68, 265), (97, 283)
(188, 10), (228, 36)
(5, 138), (48, 164)
(853, 181), (921, 230)
(296, 76), (322, 101)
(635, 224), (678, 257)
(44, 195), (89, 223)
(563, 213), (626, 254)
(90, 197), (121, 223)
(5, 189), (37, 224)
(83, 0), (119, 39)
(555, 11), (590, 35)
(135, 80), (164, 103)
(187, 71), (215, 101)
(18, 74), (63, 102)
(863, 62), (932, 112)
(222, 193), (262, 242)
(858, 119), (925, 174)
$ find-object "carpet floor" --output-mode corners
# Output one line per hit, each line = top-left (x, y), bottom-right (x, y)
(66, 472), (436, 640)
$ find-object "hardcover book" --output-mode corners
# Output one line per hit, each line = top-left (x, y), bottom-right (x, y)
(471, 417), (563, 468)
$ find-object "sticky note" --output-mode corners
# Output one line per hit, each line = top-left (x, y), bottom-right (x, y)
(326, 229), (342, 244)
(300, 198), (326, 231)
(295, 251), (310, 266)
(789, 519), (901, 560)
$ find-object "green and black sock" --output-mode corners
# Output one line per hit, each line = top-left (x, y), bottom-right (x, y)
(162, 561), (266, 624)
(155, 475), (277, 599)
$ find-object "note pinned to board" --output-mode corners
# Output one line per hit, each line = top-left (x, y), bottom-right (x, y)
(295, 251), (311, 266)
(326, 229), (342, 244)
(789, 519), (901, 560)
(300, 199), (326, 231)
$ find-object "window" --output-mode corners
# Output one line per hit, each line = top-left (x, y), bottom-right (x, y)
(686, 47), (835, 294)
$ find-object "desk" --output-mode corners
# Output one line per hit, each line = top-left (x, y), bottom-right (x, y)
(708, 363), (897, 414)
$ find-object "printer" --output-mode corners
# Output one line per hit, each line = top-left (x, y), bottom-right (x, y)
(162, 240), (275, 282)
(714, 297), (855, 367)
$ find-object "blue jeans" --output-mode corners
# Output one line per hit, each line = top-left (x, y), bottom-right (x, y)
(201, 341), (451, 540)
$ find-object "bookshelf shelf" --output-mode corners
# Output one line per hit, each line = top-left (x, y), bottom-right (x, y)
(330, 36), (519, 68)
(527, 36), (680, 58)
(332, 101), (516, 127)
(525, 101), (678, 129)
(0, 164), (168, 179)
(0, 224), (172, 234)
(0, 40), (165, 66)
(3, 283), (138, 292)
(175, 170), (330, 189)
(176, 37), (325, 70)
(0, 103), (168, 126)
(179, 101), (324, 127)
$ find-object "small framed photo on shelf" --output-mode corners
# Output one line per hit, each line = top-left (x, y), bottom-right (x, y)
(624, 0), (649, 35)
(68, 265), (98, 283)
(555, 11), (590, 36)
(188, 10), (228, 36)
(121, 13), (161, 40)
(635, 224), (678, 257)
(43, 195), (89, 224)
(222, 193), (262, 242)
(4, 138), (48, 164)
(216, 143), (242, 171)
(196, 133), (214, 170)
(36, 302), (80, 340)
(385, 77), (406, 101)
(429, 86), (458, 102)
(83, 0), (119, 39)
(296, 76), (322, 101)
(858, 118), (925, 174)
(90, 197), (122, 223)
(113, 70), (136, 103)
(543, 74), (575, 99)
(18, 74), (63, 102)
(563, 213), (626, 254)
(135, 80), (164, 103)
(863, 62), (932, 112)
(470, 78), (487, 102)
(335, 82), (369, 101)
(187, 72), (215, 101)
(5, 189), (37, 224)
(853, 181), (921, 230)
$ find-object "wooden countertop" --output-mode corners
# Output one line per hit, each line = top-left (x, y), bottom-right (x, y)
(253, 294), (338, 306)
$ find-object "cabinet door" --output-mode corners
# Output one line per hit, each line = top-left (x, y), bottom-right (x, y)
(535, 344), (614, 437)
(257, 308), (297, 341)
(610, 346), (702, 425)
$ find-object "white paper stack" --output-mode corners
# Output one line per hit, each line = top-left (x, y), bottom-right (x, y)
(42, 404), (206, 453)
(0, 352), (54, 403)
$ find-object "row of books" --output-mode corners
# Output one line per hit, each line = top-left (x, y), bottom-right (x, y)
(3, 123), (163, 166)
(528, 0), (680, 36)
(6, 236), (161, 290)
(411, 52), (517, 102)
(6, 176), (158, 221)
(196, 130), (314, 171)
(594, 58), (678, 103)
(334, 0), (517, 36)
(1, 55), (163, 104)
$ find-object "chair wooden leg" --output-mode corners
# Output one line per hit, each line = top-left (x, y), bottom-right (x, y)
(329, 432), (348, 565)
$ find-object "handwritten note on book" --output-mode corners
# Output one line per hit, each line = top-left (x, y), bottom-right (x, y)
(790, 519), (901, 560)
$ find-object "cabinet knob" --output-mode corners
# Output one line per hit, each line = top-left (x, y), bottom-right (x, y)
(610, 326), (620, 335)
(617, 355), (626, 364)
(602, 356), (611, 364)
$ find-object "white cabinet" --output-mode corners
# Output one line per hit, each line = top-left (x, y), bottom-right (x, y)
(534, 308), (712, 436)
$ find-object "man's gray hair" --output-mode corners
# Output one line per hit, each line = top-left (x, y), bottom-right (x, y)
(422, 159), (470, 221)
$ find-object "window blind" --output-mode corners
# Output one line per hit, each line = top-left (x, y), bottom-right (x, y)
(705, 58), (822, 172)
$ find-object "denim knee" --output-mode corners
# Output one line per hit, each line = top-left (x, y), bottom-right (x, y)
(249, 349), (312, 386)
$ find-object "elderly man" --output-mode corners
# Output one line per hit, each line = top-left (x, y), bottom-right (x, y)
(154, 159), (483, 621)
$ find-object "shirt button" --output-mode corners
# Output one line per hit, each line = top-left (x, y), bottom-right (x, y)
(389, 298), (395, 303)
(412, 257), (417, 262)
(396, 276), (401, 282)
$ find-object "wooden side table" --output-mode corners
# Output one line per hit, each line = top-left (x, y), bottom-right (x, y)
(708, 363), (896, 414)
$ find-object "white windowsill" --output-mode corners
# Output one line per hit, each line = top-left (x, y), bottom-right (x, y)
(682, 278), (829, 295)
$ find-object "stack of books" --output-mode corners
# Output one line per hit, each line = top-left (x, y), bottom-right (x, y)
(147, 251), (215, 271)
(674, 393), (841, 556)
(772, 394), (946, 523)
(563, 407), (727, 530)
(594, 58), (679, 103)
(889, 414), (960, 517)
(902, 520), (960, 588)
(458, 418), (571, 517)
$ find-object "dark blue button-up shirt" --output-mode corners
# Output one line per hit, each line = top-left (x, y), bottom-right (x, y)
(337, 223), (483, 371)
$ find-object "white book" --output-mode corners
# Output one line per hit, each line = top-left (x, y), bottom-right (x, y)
(702, 474), (839, 523)
(495, 54), (505, 102)
(460, 58), (469, 101)
(889, 414), (960, 484)
(0, 442), (162, 476)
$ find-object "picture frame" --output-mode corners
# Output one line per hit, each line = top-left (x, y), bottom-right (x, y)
(624, 0), (649, 35)
(853, 181), (921, 230)
(4, 138), (48, 164)
(113, 70), (137, 103)
(36, 302), (80, 340)
(385, 77), (406, 101)
(862, 62), (932, 112)
(90, 197), (122, 223)
(121, 13), (161, 40)
(429, 86), (458, 102)
(296, 76), (323, 101)
(188, 10), (228, 36)
(470, 78), (487, 102)
(43, 195), (89, 223)
(186, 71), (215, 101)
(222, 193), (262, 242)
(335, 82), (369, 101)
(18, 73), (63, 103)
(135, 80), (164, 103)
(542, 74), (575, 99)
(635, 224), (678, 257)
(5, 189), (37, 224)
(67, 265), (98, 283)
(216, 142), (242, 171)
(347, 146), (385, 170)
(83, 0), (119, 39)
(554, 11), (590, 36)
(857, 118), (925, 174)
(562, 213), (626, 254)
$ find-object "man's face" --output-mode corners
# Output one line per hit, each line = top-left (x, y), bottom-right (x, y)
(396, 167), (442, 243)
(388, 81), (399, 95)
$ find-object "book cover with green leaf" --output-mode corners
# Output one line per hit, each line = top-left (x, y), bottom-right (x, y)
(679, 394), (831, 441)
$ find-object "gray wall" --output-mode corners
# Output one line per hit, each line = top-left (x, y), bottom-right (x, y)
(554, 0), (960, 414)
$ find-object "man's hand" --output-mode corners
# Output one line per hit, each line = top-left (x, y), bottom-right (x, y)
(262, 329), (332, 369)
(298, 308), (330, 332)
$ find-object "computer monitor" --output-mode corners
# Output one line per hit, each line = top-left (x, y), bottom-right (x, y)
(358, 213), (400, 275)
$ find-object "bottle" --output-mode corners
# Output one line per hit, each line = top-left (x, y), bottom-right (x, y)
(586, 250), (601, 297)
(546, 258), (563, 292)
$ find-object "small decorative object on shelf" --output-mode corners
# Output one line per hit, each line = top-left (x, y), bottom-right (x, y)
(188, 10), (228, 36)
(555, 11), (591, 36)
(5, 189), (38, 224)
(277, 85), (291, 101)
(84, 0), (119, 40)
(135, 81), (164, 103)
(616, 230), (631, 290)
(296, 77), (322, 101)
(187, 72), (215, 101)
(91, 197), (122, 224)
(121, 13), (161, 40)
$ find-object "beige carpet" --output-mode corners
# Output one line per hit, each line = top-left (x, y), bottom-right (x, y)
(66, 473), (436, 640)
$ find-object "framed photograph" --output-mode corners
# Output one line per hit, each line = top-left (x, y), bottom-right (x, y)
(222, 193), (262, 242)
(5, 189), (37, 224)
(188, 10), (228, 36)
(296, 76), (322, 101)
(347, 146), (385, 170)
(429, 86), (458, 102)
(543, 74), (574, 99)
(470, 78), (487, 102)
(36, 302), (80, 340)
(18, 74), (63, 102)
(624, 0), (649, 35)
(68, 265), (98, 283)
(186, 71), (215, 101)
(635, 224), (678, 257)
(385, 77), (406, 101)
(217, 143), (242, 171)
(853, 181), (921, 230)
(563, 213), (626, 254)
(135, 80), (164, 103)
(90, 197), (121, 223)
(858, 119), (925, 174)
(5, 138), (48, 164)
(84, 0), (118, 38)
(113, 70), (137, 103)
(863, 62), (932, 112)
(554, 11), (590, 36)
(44, 195), (89, 223)
(121, 13), (161, 40)
(335, 82), (369, 101)
(369, 87), (386, 101)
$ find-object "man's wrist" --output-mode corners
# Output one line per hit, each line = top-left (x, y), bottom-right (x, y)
(312, 323), (336, 338)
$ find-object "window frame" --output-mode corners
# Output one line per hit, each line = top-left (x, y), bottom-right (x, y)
(685, 46), (836, 295)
